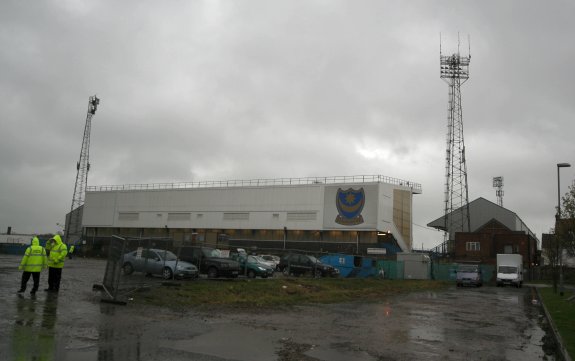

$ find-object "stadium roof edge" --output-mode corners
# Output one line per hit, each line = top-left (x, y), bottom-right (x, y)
(86, 175), (422, 194)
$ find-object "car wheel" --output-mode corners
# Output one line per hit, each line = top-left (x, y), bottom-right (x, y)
(282, 267), (290, 276)
(207, 267), (218, 279)
(162, 267), (173, 280)
(247, 270), (256, 279)
(122, 263), (134, 275)
(313, 269), (323, 278)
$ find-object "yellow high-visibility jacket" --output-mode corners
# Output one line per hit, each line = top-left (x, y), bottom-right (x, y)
(19, 237), (47, 272)
(46, 235), (68, 269)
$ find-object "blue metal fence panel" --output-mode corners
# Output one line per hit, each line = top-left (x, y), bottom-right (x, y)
(320, 254), (378, 278)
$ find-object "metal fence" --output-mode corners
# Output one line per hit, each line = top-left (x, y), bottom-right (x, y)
(87, 174), (422, 193)
(100, 236), (182, 304)
(103, 236), (536, 304)
(376, 260), (405, 280)
(431, 263), (494, 282)
(98, 236), (402, 304)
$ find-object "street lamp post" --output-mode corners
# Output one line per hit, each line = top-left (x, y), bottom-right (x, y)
(557, 162), (571, 296)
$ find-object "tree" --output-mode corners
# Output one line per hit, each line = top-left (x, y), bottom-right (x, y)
(543, 230), (561, 293)
(547, 183), (575, 293)
(560, 183), (575, 257)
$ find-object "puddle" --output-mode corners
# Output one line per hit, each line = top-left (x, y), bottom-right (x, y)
(0, 255), (566, 361)
(306, 345), (378, 361)
(161, 322), (281, 361)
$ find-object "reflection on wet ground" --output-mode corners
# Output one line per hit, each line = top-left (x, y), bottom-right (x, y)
(0, 255), (561, 360)
(9, 291), (59, 360)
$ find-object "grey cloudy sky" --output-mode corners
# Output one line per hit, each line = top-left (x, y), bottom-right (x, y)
(1, 1), (574, 249)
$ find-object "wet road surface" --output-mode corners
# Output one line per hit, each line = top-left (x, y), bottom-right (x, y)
(0, 255), (559, 360)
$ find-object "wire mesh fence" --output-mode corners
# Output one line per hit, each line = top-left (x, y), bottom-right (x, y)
(98, 236), (404, 304)
(100, 236), (198, 304)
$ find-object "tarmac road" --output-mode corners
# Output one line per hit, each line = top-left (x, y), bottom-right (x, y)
(0, 254), (560, 360)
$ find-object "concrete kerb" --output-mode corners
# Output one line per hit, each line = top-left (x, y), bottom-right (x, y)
(534, 286), (572, 361)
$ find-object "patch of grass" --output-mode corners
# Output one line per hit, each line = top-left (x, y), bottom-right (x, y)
(539, 287), (575, 359)
(135, 278), (450, 310)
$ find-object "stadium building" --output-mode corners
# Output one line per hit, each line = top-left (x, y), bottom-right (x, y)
(82, 175), (422, 255)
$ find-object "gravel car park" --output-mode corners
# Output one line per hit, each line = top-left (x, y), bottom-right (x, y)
(0, 254), (562, 360)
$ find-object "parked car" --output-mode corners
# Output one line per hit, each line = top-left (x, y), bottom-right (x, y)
(278, 253), (339, 278)
(232, 254), (275, 278)
(179, 246), (241, 278)
(456, 264), (483, 287)
(258, 254), (280, 270)
(122, 248), (198, 280)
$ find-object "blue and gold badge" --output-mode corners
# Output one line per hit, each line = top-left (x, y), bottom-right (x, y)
(335, 187), (365, 225)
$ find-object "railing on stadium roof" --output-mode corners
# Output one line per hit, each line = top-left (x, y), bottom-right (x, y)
(86, 175), (422, 192)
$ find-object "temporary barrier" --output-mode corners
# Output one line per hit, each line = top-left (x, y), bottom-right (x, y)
(99, 236), (184, 304)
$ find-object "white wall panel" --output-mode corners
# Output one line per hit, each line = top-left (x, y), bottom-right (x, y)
(83, 192), (116, 226)
(84, 182), (413, 234)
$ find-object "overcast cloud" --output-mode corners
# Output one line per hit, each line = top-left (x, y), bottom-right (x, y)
(1, 1), (574, 249)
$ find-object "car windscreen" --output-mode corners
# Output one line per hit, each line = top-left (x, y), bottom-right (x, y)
(157, 250), (178, 261)
(458, 265), (478, 273)
(202, 248), (222, 258)
(498, 266), (517, 274)
(308, 256), (319, 263)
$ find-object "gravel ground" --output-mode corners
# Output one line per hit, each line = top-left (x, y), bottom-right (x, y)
(0, 255), (561, 361)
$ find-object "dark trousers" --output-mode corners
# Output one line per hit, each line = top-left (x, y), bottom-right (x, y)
(20, 271), (40, 292)
(47, 267), (62, 291)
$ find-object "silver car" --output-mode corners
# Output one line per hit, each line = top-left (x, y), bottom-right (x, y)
(259, 254), (280, 270)
(456, 264), (482, 287)
(122, 248), (198, 280)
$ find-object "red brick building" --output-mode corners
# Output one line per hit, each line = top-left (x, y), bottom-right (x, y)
(454, 219), (538, 267)
(428, 198), (539, 268)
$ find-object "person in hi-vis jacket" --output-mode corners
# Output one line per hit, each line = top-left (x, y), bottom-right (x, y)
(17, 236), (47, 294)
(44, 235), (67, 292)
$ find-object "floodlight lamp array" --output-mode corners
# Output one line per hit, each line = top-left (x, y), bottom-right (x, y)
(440, 54), (470, 80)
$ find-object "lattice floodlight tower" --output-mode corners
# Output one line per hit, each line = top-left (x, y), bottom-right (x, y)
(440, 37), (471, 241)
(493, 176), (504, 207)
(65, 95), (100, 244)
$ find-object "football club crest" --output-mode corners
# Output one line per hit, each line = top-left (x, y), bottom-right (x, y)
(335, 187), (365, 226)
